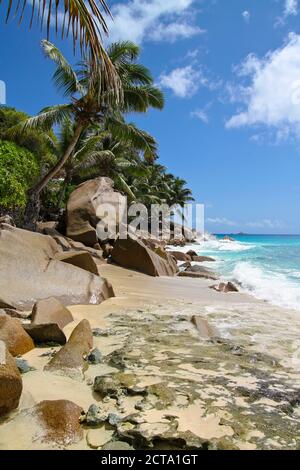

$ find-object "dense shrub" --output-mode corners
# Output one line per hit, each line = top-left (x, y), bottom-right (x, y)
(0, 140), (39, 210)
(0, 106), (56, 166)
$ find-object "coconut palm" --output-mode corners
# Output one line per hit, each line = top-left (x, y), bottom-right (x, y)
(49, 118), (156, 207)
(13, 40), (163, 223)
(165, 176), (194, 207)
(2, 1), (120, 97)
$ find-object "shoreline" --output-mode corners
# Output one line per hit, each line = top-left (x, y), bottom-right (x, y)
(1, 262), (300, 450)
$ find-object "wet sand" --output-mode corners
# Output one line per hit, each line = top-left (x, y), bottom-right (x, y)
(1, 264), (300, 450)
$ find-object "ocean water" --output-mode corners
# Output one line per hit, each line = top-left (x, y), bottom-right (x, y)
(188, 234), (300, 311)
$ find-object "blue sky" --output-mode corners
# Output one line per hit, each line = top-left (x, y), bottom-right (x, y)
(1, 0), (300, 233)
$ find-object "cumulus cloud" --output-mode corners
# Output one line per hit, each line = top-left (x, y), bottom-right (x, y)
(284, 0), (298, 17)
(191, 108), (209, 123)
(242, 10), (250, 23)
(226, 34), (300, 139)
(206, 217), (237, 227)
(158, 66), (207, 98)
(108, 0), (203, 44)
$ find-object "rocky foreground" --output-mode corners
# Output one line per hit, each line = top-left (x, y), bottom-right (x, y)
(0, 177), (300, 450)
(1, 259), (300, 449)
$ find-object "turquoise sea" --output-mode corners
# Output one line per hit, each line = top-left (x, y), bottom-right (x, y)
(193, 234), (300, 310)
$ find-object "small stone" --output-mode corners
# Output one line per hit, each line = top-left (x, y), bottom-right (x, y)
(86, 428), (114, 449)
(102, 440), (133, 450)
(93, 376), (119, 398)
(86, 348), (102, 364)
(108, 413), (122, 426)
(83, 404), (108, 426)
(135, 401), (152, 411)
(15, 357), (34, 374)
(39, 350), (56, 358)
(92, 328), (107, 337)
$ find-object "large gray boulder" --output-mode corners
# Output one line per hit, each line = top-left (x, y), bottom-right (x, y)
(66, 177), (126, 246)
(0, 224), (114, 309)
(111, 235), (178, 277)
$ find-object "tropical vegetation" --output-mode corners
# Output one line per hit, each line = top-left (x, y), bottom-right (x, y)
(0, 39), (193, 225)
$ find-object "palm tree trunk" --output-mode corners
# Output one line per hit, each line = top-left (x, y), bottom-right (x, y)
(57, 170), (72, 209)
(23, 124), (84, 228)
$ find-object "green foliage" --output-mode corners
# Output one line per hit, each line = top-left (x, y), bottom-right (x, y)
(0, 106), (56, 166)
(0, 140), (39, 209)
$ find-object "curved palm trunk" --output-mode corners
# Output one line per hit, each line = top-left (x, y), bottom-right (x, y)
(23, 124), (84, 228)
(57, 170), (72, 209)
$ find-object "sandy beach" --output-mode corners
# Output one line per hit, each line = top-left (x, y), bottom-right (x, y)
(1, 262), (300, 450)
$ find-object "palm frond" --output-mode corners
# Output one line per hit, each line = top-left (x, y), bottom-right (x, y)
(3, 0), (122, 102)
(107, 117), (158, 160)
(42, 40), (84, 97)
(107, 41), (140, 64)
(7, 104), (73, 136)
(73, 132), (109, 164)
(114, 174), (136, 201)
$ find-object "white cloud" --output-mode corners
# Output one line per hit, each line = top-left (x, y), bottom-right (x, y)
(108, 0), (202, 44)
(191, 108), (209, 123)
(284, 0), (298, 17)
(159, 66), (207, 98)
(226, 34), (300, 139)
(242, 10), (250, 23)
(149, 22), (204, 43)
(206, 217), (237, 227)
(245, 219), (284, 229)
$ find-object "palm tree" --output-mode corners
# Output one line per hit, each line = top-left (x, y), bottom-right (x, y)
(15, 40), (163, 223)
(165, 176), (194, 207)
(49, 119), (156, 207)
(2, 1), (121, 98)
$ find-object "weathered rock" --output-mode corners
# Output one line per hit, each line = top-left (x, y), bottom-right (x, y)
(55, 251), (99, 275)
(45, 320), (93, 379)
(226, 282), (239, 292)
(0, 313), (34, 356)
(36, 221), (58, 233)
(0, 297), (18, 309)
(170, 222), (195, 243)
(66, 177), (126, 246)
(85, 347), (102, 364)
(102, 440), (133, 450)
(93, 373), (140, 398)
(0, 224), (114, 309)
(192, 256), (215, 262)
(0, 308), (31, 320)
(0, 340), (23, 416)
(182, 265), (218, 280)
(178, 271), (218, 280)
(180, 261), (192, 269)
(186, 250), (198, 258)
(86, 428), (114, 449)
(168, 251), (191, 262)
(23, 323), (66, 345)
(66, 238), (104, 259)
(93, 376), (121, 398)
(15, 357), (33, 374)
(29, 400), (83, 446)
(31, 297), (73, 329)
(210, 282), (239, 293)
(101, 242), (114, 259)
(0, 215), (15, 226)
(223, 236), (234, 242)
(42, 227), (105, 260)
(191, 315), (217, 338)
(111, 236), (178, 277)
(81, 404), (108, 426)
